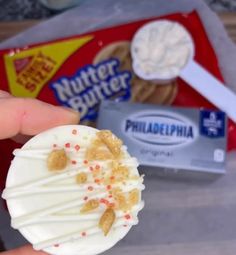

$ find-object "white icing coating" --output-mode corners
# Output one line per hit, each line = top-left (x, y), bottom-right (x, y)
(131, 20), (194, 80)
(13, 202), (144, 229)
(2, 125), (144, 255)
(34, 217), (139, 251)
(3, 180), (144, 199)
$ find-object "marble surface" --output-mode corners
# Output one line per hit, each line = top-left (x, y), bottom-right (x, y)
(0, 0), (235, 21)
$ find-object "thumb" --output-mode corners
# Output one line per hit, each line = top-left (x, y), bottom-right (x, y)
(1, 245), (47, 255)
(0, 97), (80, 139)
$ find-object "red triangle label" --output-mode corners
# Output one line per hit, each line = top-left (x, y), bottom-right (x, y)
(14, 56), (33, 74)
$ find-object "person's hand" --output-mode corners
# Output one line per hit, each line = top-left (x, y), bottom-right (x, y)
(1, 245), (48, 255)
(0, 91), (79, 140)
(0, 91), (80, 254)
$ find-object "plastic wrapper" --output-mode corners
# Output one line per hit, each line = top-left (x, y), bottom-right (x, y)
(0, 11), (236, 190)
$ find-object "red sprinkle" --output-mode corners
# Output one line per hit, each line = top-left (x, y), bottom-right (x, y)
(89, 166), (94, 172)
(65, 143), (70, 148)
(74, 144), (80, 151)
(95, 165), (100, 170)
(108, 195), (113, 198)
(71, 160), (77, 165)
(110, 176), (115, 180)
(106, 185), (111, 190)
(84, 160), (88, 164)
(94, 179), (100, 184)
(100, 198), (109, 205)
(72, 129), (77, 135)
(53, 144), (57, 148)
(88, 186), (94, 191)
(81, 232), (86, 237)
(54, 244), (60, 247)
(83, 196), (88, 201)
(124, 214), (131, 220)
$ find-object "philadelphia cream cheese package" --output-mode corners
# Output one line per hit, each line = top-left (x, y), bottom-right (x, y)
(97, 101), (227, 175)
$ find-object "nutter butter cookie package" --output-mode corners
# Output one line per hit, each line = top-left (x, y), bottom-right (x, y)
(0, 11), (235, 189)
(97, 101), (227, 175)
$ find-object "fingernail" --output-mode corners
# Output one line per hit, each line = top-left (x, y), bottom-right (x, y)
(0, 90), (12, 98)
(60, 106), (80, 123)
(61, 106), (78, 114)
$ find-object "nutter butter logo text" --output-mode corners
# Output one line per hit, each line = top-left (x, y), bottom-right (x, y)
(123, 112), (197, 146)
(51, 59), (131, 121)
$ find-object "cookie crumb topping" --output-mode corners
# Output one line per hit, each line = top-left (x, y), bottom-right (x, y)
(97, 130), (122, 158)
(99, 208), (116, 236)
(47, 149), (68, 171)
(46, 129), (142, 237)
(85, 130), (123, 160)
(80, 199), (99, 213)
(76, 172), (87, 184)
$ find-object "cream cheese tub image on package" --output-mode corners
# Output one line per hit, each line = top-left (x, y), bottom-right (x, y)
(2, 125), (144, 255)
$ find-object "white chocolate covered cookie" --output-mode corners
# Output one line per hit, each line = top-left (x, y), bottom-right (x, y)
(2, 125), (144, 255)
